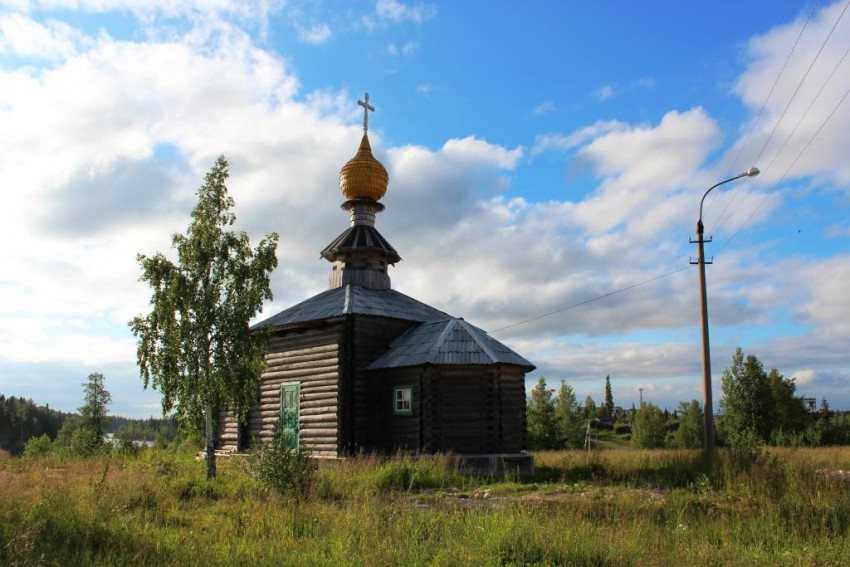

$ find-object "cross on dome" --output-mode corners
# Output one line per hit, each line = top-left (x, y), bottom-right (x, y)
(358, 93), (375, 133)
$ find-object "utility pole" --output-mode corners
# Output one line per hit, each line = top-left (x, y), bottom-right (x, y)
(691, 167), (760, 452)
(639, 387), (643, 408)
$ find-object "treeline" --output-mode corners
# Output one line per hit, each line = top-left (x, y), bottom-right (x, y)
(527, 348), (850, 451)
(0, 395), (71, 455)
(110, 415), (179, 443)
(1, 387), (179, 456)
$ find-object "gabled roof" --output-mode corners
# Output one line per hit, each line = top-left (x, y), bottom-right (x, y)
(367, 318), (535, 371)
(251, 284), (450, 331)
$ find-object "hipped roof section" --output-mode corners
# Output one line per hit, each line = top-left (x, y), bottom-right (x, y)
(251, 284), (450, 331)
(367, 318), (536, 371)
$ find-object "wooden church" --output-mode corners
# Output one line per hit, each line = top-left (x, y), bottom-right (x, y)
(218, 95), (535, 467)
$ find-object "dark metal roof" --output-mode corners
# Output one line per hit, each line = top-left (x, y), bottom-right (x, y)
(367, 318), (536, 371)
(320, 225), (401, 264)
(251, 284), (450, 331)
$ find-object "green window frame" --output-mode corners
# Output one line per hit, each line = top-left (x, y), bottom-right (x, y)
(393, 385), (413, 416)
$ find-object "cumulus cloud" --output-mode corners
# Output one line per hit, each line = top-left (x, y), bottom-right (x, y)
(2, 1), (849, 416)
(0, 13), (88, 59)
(533, 101), (554, 115)
(531, 120), (628, 156)
(374, 0), (436, 24)
(593, 84), (616, 101)
(298, 23), (331, 44)
(731, 0), (850, 189)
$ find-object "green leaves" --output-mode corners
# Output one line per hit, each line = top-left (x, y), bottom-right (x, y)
(130, 155), (279, 465)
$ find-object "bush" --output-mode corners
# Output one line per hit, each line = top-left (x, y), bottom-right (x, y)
(23, 434), (53, 459)
(114, 429), (140, 456)
(247, 420), (315, 499)
(632, 403), (667, 449)
(69, 427), (102, 458)
(725, 428), (763, 472)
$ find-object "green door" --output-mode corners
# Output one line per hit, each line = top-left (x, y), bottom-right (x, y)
(280, 384), (300, 451)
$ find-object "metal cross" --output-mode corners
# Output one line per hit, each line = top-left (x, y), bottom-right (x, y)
(357, 93), (375, 133)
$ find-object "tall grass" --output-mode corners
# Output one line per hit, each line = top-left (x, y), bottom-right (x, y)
(1, 447), (849, 565)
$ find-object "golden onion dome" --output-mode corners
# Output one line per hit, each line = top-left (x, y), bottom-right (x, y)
(340, 134), (389, 201)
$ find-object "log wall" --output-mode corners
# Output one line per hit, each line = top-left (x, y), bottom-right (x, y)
(248, 324), (344, 458)
(373, 364), (529, 454)
(348, 316), (419, 453)
(216, 407), (240, 452)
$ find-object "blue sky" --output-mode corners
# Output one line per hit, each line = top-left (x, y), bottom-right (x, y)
(1, 0), (848, 417)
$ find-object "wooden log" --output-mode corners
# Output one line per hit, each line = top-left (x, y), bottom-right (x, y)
(299, 427), (337, 437)
(300, 414), (337, 425)
(261, 366), (338, 380)
(267, 334), (341, 351)
(265, 345), (338, 361)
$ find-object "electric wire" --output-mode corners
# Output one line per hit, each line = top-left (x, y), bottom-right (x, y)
(714, 41), (850, 236)
(488, 266), (690, 334)
(752, 0), (849, 167)
(709, 0), (819, 229)
(488, 1), (849, 337)
(718, 78), (850, 253)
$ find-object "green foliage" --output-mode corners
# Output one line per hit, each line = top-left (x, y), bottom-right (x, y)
(3, 448), (850, 565)
(370, 459), (466, 492)
(554, 381), (585, 449)
(130, 155), (279, 478)
(583, 395), (597, 420)
(719, 348), (802, 444)
(23, 434), (53, 459)
(79, 372), (112, 445)
(768, 368), (808, 435)
(114, 429), (140, 456)
(526, 377), (561, 450)
(110, 415), (179, 444)
(723, 427), (764, 473)
(0, 394), (69, 455)
(69, 426), (102, 457)
(247, 419), (315, 498)
(672, 400), (704, 449)
(603, 375), (614, 420)
(631, 402), (666, 449)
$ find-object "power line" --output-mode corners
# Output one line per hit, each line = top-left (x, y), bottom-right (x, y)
(718, 78), (850, 253)
(488, 266), (690, 334)
(714, 38), (850, 236)
(709, 0), (819, 229)
(711, 0), (848, 237)
(753, 0), (849, 166)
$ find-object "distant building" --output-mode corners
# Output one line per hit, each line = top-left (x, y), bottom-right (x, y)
(217, 96), (534, 465)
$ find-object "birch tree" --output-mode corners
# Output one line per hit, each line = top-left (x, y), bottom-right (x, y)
(130, 155), (278, 478)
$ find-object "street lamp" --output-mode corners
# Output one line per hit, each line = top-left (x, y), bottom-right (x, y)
(693, 167), (760, 451)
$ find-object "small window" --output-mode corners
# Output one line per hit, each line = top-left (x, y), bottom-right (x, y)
(393, 386), (413, 415)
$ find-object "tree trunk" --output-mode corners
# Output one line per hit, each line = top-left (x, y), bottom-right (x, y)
(205, 401), (216, 479)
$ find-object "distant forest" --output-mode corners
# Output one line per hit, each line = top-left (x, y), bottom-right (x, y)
(0, 394), (178, 456)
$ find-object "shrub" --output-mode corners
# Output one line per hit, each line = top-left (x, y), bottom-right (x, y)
(23, 434), (53, 459)
(114, 429), (140, 456)
(724, 427), (764, 473)
(247, 420), (315, 499)
(69, 427), (102, 458)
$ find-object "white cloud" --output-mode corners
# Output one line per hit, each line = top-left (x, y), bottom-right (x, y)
(533, 101), (554, 115)
(2, 1), (849, 416)
(594, 84), (616, 101)
(3, 0), (282, 21)
(731, 0), (850, 189)
(374, 0), (435, 24)
(0, 13), (88, 59)
(531, 120), (628, 156)
(298, 23), (331, 44)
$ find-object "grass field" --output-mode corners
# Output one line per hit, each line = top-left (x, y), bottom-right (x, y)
(2, 446), (849, 566)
